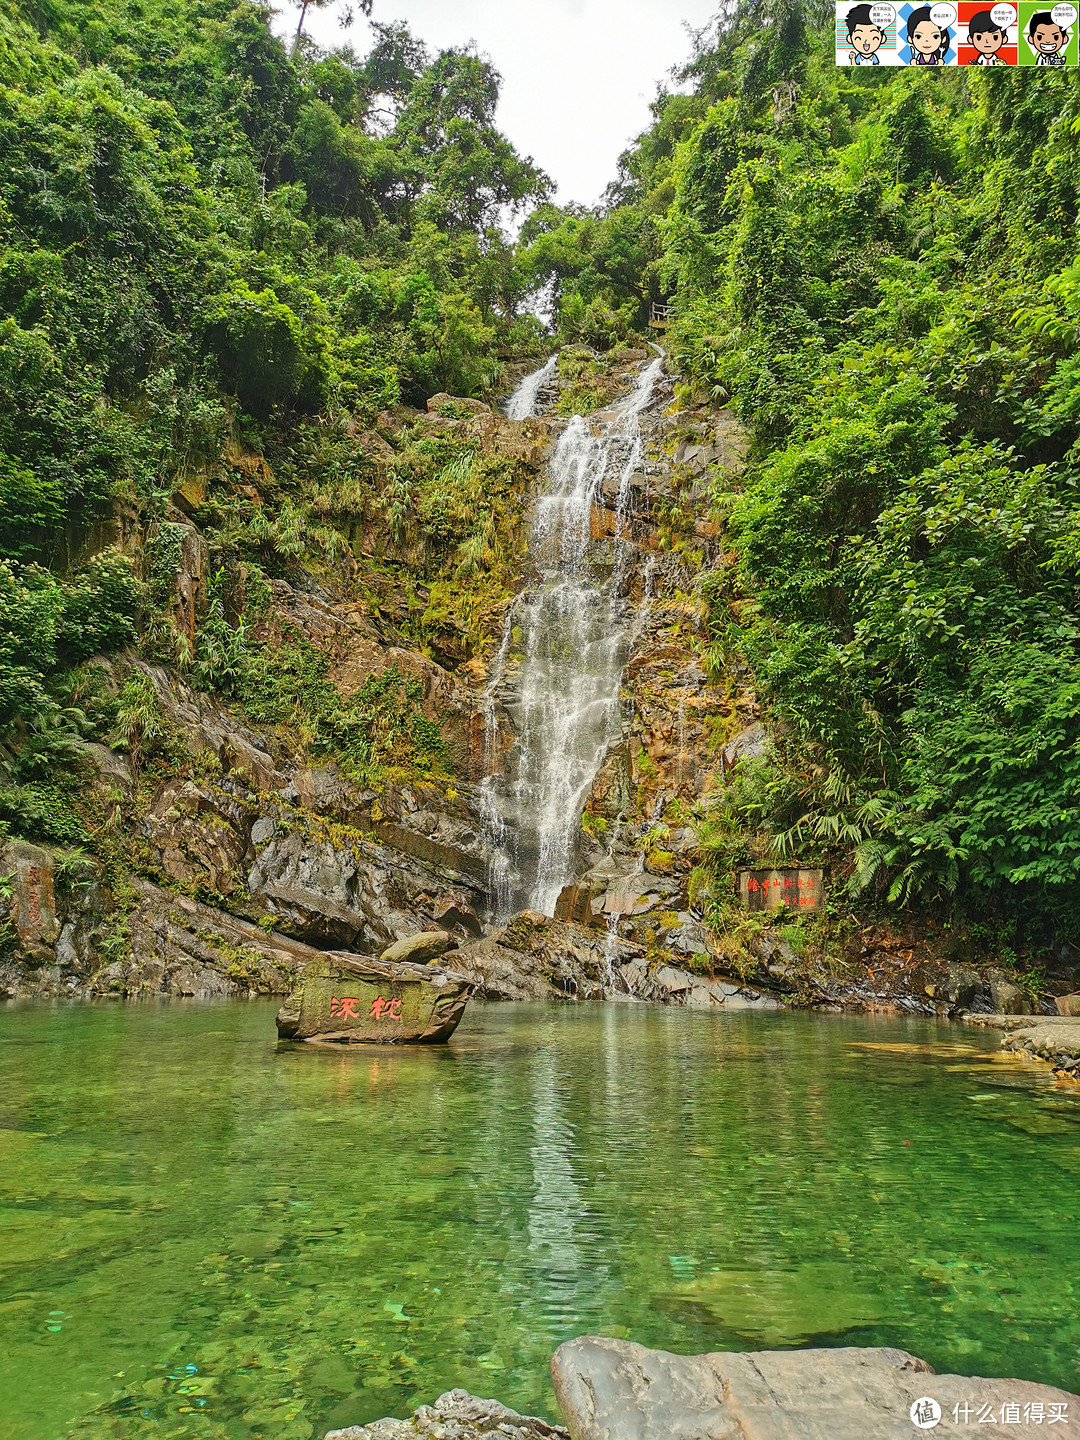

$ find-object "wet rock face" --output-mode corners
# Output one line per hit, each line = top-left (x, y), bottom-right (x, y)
(0, 867), (321, 1001)
(526, 389), (765, 984)
(248, 831), (483, 954)
(0, 361), (613, 999)
(619, 960), (779, 1010)
(0, 816), (488, 998)
(450, 913), (777, 1009)
(102, 883), (319, 997)
(325, 1388), (568, 1440)
(250, 831), (392, 950)
(549, 1337), (1079, 1440)
(451, 915), (627, 1001)
(142, 778), (256, 895)
(0, 557), (502, 995)
(0, 769), (490, 998)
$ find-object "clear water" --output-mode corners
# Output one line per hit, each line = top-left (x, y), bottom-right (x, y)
(1, 1000), (1078, 1440)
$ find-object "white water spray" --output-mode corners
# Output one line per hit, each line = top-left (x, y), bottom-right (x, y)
(504, 355), (557, 420)
(602, 910), (621, 992)
(483, 356), (664, 917)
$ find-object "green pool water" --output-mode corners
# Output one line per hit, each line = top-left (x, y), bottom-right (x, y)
(1, 1000), (1078, 1440)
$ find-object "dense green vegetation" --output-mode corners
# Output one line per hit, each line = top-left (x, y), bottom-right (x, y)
(2, 0), (1080, 945)
(528, 23), (1080, 942)
(0, 0), (549, 833)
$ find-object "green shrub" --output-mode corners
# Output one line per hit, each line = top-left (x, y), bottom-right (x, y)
(204, 280), (332, 417)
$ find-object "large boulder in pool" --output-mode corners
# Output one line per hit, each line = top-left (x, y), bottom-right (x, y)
(550, 1336), (1079, 1439)
(276, 952), (471, 1044)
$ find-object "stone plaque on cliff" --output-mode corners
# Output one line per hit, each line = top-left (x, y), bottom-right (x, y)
(738, 867), (823, 912)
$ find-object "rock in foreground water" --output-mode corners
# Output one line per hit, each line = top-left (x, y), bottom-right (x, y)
(325, 1389), (568, 1440)
(968, 1013), (1080, 1080)
(550, 1337), (1079, 1439)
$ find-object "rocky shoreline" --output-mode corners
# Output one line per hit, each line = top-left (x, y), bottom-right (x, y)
(966, 1013), (1080, 1084)
(6, 828), (1080, 1094)
(324, 1337), (1080, 1440)
(6, 815), (1080, 1093)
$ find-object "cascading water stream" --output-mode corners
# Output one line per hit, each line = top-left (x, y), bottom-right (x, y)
(482, 355), (664, 918)
(503, 354), (557, 420)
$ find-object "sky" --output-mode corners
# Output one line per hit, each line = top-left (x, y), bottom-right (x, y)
(273, 0), (721, 207)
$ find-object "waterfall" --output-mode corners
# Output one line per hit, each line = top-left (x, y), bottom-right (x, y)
(504, 354), (557, 420)
(601, 910), (621, 991)
(479, 622), (515, 921)
(482, 356), (664, 918)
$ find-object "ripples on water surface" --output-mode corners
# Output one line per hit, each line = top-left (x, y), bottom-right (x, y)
(0, 1000), (1078, 1438)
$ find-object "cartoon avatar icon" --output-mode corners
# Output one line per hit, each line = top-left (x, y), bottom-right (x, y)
(846, 2), (887, 61)
(906, 5), (951, 61)
(1027, 10), (1069, 62)
(967, 8), (1010, 60)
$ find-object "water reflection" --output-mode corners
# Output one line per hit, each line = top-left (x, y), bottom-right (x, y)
(527, 1044), (589, 1323)
(0, 1000), (1077, 1440)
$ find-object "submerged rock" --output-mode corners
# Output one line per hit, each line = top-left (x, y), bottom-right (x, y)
(550, 1336), (1079, 1440)
(325, 1389), (568, 1440)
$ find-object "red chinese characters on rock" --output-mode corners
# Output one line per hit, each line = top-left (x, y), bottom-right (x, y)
(740, 868), (823, 911)
(783, 875), (815, 907)
(369, 996), (403, 1020)
(328, 995), (404, 1022)
(329, 996), (361, 1021)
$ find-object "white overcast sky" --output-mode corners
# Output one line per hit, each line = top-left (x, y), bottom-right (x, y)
(274, 1), (721, 207)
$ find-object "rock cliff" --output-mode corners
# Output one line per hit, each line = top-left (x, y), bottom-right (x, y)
(4, 347), (1070, 1015)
